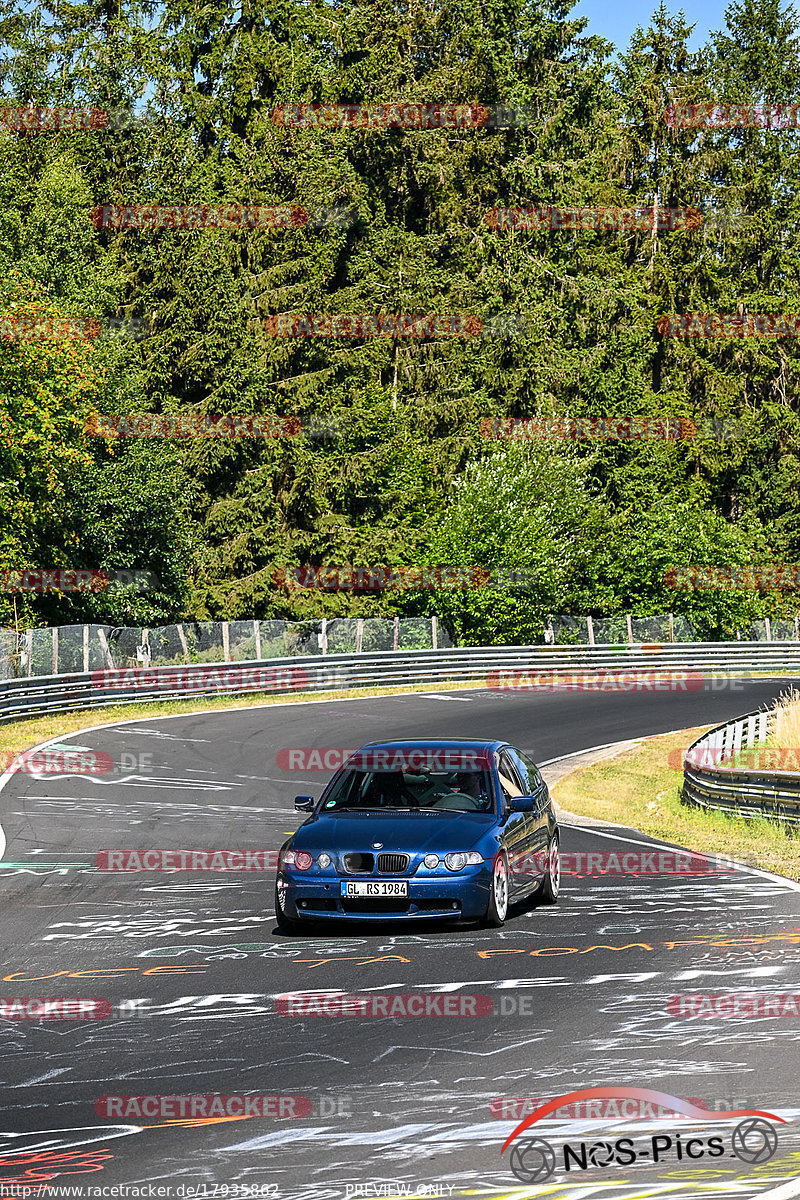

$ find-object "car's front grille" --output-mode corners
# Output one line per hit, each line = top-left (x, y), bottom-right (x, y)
(342, 898), (410, 914)
(343, 852), (374, 874)
(377, 853), (409, 873)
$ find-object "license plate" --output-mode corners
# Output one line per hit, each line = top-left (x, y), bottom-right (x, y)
(341, 880), (408, 897)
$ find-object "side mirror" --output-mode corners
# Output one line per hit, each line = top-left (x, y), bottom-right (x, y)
(294, 795), (314, 812)
(509, 795), (535, 812)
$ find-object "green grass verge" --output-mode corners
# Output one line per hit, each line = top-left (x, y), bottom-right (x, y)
(551, 726), (800, 882)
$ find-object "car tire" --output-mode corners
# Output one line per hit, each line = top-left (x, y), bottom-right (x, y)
(539, 833), (560, 904)
(482, 852), (509, 927)
(274, 879), (303, 934)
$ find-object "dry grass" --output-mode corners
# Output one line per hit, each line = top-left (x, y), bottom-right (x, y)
(772, 687), (800, 750)
(552, 726), (800, 881)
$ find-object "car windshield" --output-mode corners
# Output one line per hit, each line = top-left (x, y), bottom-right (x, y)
(322, 766), (494, 813)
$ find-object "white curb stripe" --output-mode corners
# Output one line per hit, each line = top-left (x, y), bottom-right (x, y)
(754, 1178), (800, 1199)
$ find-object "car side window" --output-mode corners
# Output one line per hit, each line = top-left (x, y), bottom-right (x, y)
(496, 750), (524, 804)
(513, 749), (544, 793)
(507, 748), (532, 793)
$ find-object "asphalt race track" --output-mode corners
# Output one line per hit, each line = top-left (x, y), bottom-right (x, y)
(2, 679), (800, 1200)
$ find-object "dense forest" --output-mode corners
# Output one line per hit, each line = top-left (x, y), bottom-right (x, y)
(1, 0), (800, 645)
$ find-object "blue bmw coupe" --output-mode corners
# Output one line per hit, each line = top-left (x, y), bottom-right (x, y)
(274, 738), (559, 930)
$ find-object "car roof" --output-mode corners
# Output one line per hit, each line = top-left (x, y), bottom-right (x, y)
(357, 738), (507, 753)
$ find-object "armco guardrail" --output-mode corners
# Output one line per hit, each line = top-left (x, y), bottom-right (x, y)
(1, 640), (800, 726)
(683, 706), (800, 825)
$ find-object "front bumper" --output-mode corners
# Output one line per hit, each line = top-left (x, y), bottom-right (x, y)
(277, 867), (492, 921)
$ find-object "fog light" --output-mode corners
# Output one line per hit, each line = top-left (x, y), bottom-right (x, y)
(424, 853), (440, 869)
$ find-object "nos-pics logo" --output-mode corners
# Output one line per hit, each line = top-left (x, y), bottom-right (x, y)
(501, 1087), (783, 1183)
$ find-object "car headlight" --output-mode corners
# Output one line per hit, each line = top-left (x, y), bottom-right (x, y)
(423, 853), (440, 869)
(444, 851), (483, 870)
(317, 852), (332, 869)
(282, 850), (313, 871)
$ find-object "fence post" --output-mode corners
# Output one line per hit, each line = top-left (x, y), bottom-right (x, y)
(393, 616), (399, 651)
(176, 623), (190, 664)
(52, 626), (59, 675)
(222, 621), (231, 662)
(795, 614), (799, 641)
(356, 618), (364, 654)
(253, 620), (262, 660)
(320, 618), (328, 655)
(83, 624), (89, 673)
(586, 615), (595, 646)
(626, 614), (633, 645)
(668, 612), (675, 643)
(765, 617), (772, 643)
(431, 616), (438, 650)
(97, 627), (115, 670)
(25, 629), (33, 676)
(547, 619), (554, 645)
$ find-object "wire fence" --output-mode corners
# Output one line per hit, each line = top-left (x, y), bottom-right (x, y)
(546, 614), (798, 645)
(0, 611), (797, 679)
(0, 617), (450, 678)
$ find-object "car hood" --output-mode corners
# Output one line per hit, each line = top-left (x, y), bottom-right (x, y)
(291, 810), (496, 854)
